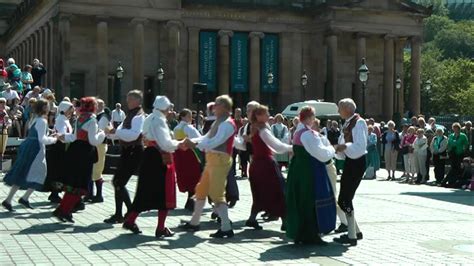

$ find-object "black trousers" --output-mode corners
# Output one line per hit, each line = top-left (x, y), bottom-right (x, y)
(443, 152), (463, 186)
(113, 145), (144, 187)
(338, 155), (366, 214)
(432, 153), (446, 183)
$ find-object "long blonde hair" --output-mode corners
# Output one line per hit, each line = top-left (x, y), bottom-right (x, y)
(250, 105), (269, 136)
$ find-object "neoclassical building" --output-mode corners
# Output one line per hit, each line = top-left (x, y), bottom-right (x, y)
(2, 0), (430, 119)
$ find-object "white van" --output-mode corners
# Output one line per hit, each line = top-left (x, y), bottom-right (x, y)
(281, 100), (340, 120)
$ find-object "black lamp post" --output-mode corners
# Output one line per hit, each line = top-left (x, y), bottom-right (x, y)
(157, 64), (164, 96)
(267, 71), (274, 111)
(395, 74), (402, 114)
(301, 70), (308, 101)
(424, 79), (432, 114)
(358, 58), (369, 116)
(114, 61), (124, 105)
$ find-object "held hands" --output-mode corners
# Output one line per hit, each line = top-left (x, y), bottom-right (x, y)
(180, 138), (197, 150)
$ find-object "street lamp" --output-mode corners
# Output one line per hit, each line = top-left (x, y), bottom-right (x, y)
(157, 64), (164, 95)
(301, 70), (308, 100)
(267, 71), (274, 111)
(423, 79), (432, 114)
(358, 58), (369, 116)
(114, 61), (124, 105)
(395, 74), (402, 113)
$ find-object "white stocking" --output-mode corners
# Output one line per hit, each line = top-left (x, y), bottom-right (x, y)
(190, 199), (205, 226)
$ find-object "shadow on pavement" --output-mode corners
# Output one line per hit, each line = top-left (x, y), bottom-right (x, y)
(401, 190), (474, 206)
(259, 242), (348, 262)
(160, 233), (204, 249)
(89, 234), (158, 251)
(207, 228), (286, 245)
(14, 222), (114, 235)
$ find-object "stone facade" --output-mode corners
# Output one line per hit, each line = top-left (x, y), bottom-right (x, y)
(2, 0), (430, 119)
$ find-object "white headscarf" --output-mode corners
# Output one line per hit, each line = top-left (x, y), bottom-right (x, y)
(58, 101), (73, 114)
(142, 96), (173, 137)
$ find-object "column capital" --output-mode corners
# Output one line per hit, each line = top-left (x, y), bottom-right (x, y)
(96, 16), (109, 23)
(249, 31), (264, 39)
(130, 18), (148, 26)
(166, 20), (183, 29)
(218, 29), (233, 38)
(325, 28), (342, 37)
(354, 32), (371, 39)
(383, 34), (397, 40)
(410, 35), (422, 43)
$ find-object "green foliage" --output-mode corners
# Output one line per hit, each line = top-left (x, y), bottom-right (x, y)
(423, 15), (453, 42)
(433, 20), (474, 59)
(414, 0), (450, 16)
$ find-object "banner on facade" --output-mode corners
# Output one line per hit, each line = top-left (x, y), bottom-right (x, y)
(261, 34), (279, 93)
(199, 31), (217, 92)
(231, 32), (249, 93)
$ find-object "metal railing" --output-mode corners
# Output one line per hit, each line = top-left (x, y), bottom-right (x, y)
(182, 0), (326, 9)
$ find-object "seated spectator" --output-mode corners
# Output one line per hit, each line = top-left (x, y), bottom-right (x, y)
(8, 98), (24, 138)
(21, 86), (42, 106)
(1, 83), (20, 108)
(20, 65), (34, 95)
(0, 59), (7, 87)
(31, 59), (47, 88)
(0, 98), (11, 164)
(5, 58), (23, 93)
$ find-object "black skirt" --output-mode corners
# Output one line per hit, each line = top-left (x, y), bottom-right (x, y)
(62, 140), (97, 193)
(131, 147), (169, 212)
(43, 142), (68, 192)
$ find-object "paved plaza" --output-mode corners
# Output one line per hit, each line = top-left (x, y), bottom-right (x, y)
(0, 170), (473, 265)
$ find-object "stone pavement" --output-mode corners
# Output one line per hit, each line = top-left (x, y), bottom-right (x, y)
(0, 169), (473, 265)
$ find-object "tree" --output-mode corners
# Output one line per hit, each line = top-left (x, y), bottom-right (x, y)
(423, 15), (454, 42)
(415, 0), (449, 16)
(434, 20), (474, 59)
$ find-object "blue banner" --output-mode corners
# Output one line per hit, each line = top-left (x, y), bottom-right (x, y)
(231, 32), (249, 93)
(199, 31), (217, 92)
(261, 34), (279, 93)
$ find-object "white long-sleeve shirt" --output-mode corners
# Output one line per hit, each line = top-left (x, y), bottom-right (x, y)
(193, 118), (235, 153)
(96, 112), (111, 131)
(143, 110), (180, 153)
(54, 114), (72, 134)
(299, 125), (335, 162)
(111, 109), (126, 123)
(337, 114), (368, 159)
(234, 123), (250, 151)
(34, 117), (57, 145)
(174, 121), (201, 139)
(259, 128), (292, 154)
(115, 114), (145, 142)
(413, 136), (428, 156)
(64, 117), (106, 146)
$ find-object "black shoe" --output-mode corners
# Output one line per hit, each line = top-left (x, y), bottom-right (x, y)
(178, 222), (200, 232)
(18, 198), (34, 209)
(338, 233), (363, 240)
(52, 209), (66, 222)
(261, 212), (269, 218)
(104, 214), (124, 224)
(210, 229), (234, 238)
(48, 194), (62, 204)
(301, 237), (327, 245)
(64, 213), (75, 223)
(334, 223), (348, 233)
(334, 235), (357, 246)
(90, 196), (104, 203)
(264, 215), (279, 222)
(123, 222), (142, 234)
(245, 219), (263, 230)
(2, 201), (13, 212)
(228, 200), (237, 208)
(280, 223), (286, 231)
(155, 227), (175, 238)
(72, 201), (85, 213)
(210, 212), (219, 220)
(83, 195), (93, 203)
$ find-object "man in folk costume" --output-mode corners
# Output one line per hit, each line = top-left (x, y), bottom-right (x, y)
(333, 98), (367, 246)
(180, 95), (237, 238)
(234, 101), (259, 179)
(104, 90), (145, 224)
(122, 96), (183, 237)
(87, 99), (111, 203)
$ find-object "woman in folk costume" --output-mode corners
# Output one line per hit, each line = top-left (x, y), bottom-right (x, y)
(86, 99), (111, 203)
(285, 106), (336, 245)
(245, 105), (292, 230)
(173, 108), (203, 211)
(2, 99), (58, 212)
(53, 97), (106, 223)
(44, 101), (74, 203)
(270, 113), (290, 170)
(365, 125), (380, 179)
(122, 96), (183, 238)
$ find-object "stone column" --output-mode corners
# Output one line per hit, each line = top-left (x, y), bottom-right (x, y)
(59, 15), (71, 97)
(410, 36), (421, 115)
(166, 20), (181, 104)
(395, 38), (406, 114)
(41, 25), (48, 87)
(383, 35), (395, 120)
(325, 31), (338, 102)
(48, 21), (54, 90)
(354, 33), (367, 108)
(96, 18), (109, 102)
(218, 30), (233, 96)
(36, 30), (42, 62)
(188, 26), (200, 107)
(26, 37), (32, 66)
(249, 31), (264, 102)
(131, 18), (146, 92)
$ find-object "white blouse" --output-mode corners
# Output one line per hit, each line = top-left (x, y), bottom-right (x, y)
(64, 116), (106, 146)
(115, 114), (145, 142)
(259, 128), (292, 154)
(299, 125), (335, 162)
(337, 114), (368, 159)
(143, 110), (180, 153)
(54, 114), (72, 135)
(33, 117), (57, 145)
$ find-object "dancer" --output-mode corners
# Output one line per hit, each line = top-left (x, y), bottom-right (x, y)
(104, 90), (145, 224)
(44, 101), (74, 203)
(2, 99), (58, 211)
(286, 106), (336, 245)
(180, 95), (237, 238)
(245, 105), (292, 230)
(235, 101), (259, 179)
(122, 96), (182, 237)
(87, 99), (111, 203)
(53, 97), (106, 223)
(173, 108), (203, 211)
(333, 98), (367, 246)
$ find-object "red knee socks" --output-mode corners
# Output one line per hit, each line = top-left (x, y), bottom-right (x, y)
(59, 193), (81, 214)
(157, 210), (168, 231)
(125, 211), (139, 224)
